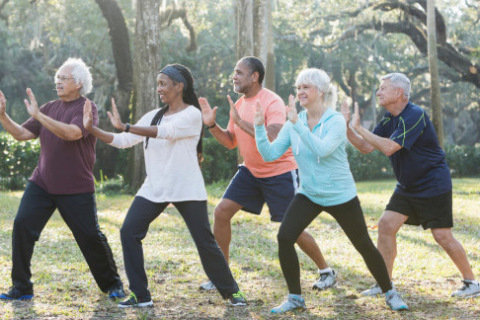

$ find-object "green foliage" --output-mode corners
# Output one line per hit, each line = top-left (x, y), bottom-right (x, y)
(346, 146), (394, 181)
(94, 173), (131, 195)
(445, 144), (480, 177)
(0, 132), (39, 190)
(201, 137), (237, 184)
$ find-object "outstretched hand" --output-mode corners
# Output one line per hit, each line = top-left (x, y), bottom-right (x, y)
(83, 99), (94, 131)
(340, 100), (350, 124)
(24, 88), (40, 118)
(253, 100), (264, 126)
(198, 97), (217, 127)
(351, 102), (361, 131)
(107, 98), (125, 130)
(286, 95), (298, 124)
(227, 95), (241, 125)
(0, 90), (6, 115)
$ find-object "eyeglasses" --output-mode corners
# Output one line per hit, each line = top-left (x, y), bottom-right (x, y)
(56, 76), (75, 82)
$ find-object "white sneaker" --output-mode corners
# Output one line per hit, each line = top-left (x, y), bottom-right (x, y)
(451, 280), (480, 298)
(199, 280), (216, 291)
(312, 269), (337, 290)
(361, 282), (395, 296)
(385, 289), (409, 311)
(271, 296), (306, 314)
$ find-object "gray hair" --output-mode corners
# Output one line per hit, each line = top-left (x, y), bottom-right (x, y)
(380, 73), (411, 98)
(54, 58), (93, 96)
(295, 68), (337, 109)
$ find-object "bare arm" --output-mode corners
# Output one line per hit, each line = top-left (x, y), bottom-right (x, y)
(106, 98), (157, 138)
(83, 99), (114, 143)
(347, 101), (401, 156)
(199, 97), (237, 149)
(24, 88), (83, 141)
(0, 90), (35, 141)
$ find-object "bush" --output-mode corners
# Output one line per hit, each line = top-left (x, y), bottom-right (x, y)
(201, 137), (238, 184)
(0, 132), (40, 190)
(445, 144), (480, 177)
(346, 145), (394, 181)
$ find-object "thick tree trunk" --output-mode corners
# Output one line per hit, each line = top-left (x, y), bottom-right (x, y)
(427, 0), (444, 147)
(236, 0), (254, 59)
(129, 0), (162, 190)
(253, 0), (275, 90)
(94, 0), (133, 178)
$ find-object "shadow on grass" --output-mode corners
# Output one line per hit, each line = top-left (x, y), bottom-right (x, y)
(0, 299), (39, 320)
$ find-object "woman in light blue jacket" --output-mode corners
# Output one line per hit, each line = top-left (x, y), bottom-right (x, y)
(254, 68), (408, 313)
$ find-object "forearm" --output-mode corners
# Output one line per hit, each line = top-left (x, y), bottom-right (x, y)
(0, 114), (33, 141)
(346, 126), (375, 154)
(235, 118), (255, 138)
(208, 124), (236, 149)
(127, 124), (157, 138)
(354, 126), (399, 156)
(86, 126), (114, 144)
(35, 113), (82, 141)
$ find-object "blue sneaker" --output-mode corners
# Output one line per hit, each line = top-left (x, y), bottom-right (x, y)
(385, 289), (409, 311)
(108, 284), (126, 299)
(271, 296), (306, 314)
(0, 287), (34, 300)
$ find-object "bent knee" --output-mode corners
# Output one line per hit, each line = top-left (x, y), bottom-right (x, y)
(213, 204), (236, 223)
(431, 229), (454, 246)
(277, 230), (297, 247)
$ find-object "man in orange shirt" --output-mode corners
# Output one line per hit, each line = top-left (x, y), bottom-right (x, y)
(198, 56), (334, 291)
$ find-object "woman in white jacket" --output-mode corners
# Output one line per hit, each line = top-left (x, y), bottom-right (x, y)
(83, 64), (246, 308)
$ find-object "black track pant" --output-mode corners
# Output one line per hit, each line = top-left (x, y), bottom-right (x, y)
(120, 196), (239, 299)
(12, 182), (122, 292)
(277, 194), (392, 294)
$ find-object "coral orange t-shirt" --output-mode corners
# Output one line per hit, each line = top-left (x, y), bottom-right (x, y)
(227, 88), (297, 178)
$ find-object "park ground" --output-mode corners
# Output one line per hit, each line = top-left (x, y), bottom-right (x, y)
(0, 178), (479, 319)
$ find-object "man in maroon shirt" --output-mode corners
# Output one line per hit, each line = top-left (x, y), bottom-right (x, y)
(0, 58), (124, 300)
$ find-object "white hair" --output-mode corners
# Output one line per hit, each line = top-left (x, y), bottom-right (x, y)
(54, 58), (93, 96)
(295, 68), (337, 109)
(381, 73), (411, 98)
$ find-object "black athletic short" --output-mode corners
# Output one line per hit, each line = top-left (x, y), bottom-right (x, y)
(385, 190), (453, 230)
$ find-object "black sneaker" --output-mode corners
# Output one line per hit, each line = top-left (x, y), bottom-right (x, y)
(108, 284), (126, 299)
(229, 291), (247, 306)
(0, 287), (34, 300)
(118, 293), (153, 308)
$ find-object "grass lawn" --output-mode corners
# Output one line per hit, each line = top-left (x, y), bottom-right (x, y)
(0, 178), (479, 319)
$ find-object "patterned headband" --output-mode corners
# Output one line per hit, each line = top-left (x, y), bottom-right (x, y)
(160, 65), (188, 90)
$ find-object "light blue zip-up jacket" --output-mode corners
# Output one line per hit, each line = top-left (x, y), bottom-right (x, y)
(255, 108), (357, 206)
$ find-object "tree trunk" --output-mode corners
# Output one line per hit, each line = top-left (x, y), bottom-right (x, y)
(253, 0), (275, 90)
(236, 0), (254, 59)
(427, 0), (444, 147)
(94, 0), (133, 179)
(129, 0), (162, 189)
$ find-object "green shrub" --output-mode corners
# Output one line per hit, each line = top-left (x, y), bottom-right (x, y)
(445, 144), (480, 177)
(0, 132), (40, 190)
(346, 145), (394, 181)
(201, 137), (238, 184)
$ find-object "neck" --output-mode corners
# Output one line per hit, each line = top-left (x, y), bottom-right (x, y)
(243, 84), (262, 99)
(167, 97), (187, 112)
(385, 99), (408, 117)
(60, 94), (82, 103)
(306, 101), (327, 121)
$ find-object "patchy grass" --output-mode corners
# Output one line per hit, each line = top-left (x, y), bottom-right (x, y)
(0, 178), (479, 319)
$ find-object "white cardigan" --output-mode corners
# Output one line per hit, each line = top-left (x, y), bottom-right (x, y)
(109, 106), (207, 202)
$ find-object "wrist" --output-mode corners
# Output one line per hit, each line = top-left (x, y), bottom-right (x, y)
(207, 122), (216, 129)
(124, 123), (130, 132)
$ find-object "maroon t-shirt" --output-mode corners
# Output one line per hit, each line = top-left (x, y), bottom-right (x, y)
(22, 97), (98, 195)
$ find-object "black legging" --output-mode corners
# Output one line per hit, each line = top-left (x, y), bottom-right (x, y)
(277, 194), (392, 294)
(120, 196), (239, 299)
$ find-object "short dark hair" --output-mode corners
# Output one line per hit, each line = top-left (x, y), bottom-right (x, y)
(240, 56), (265, 85)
